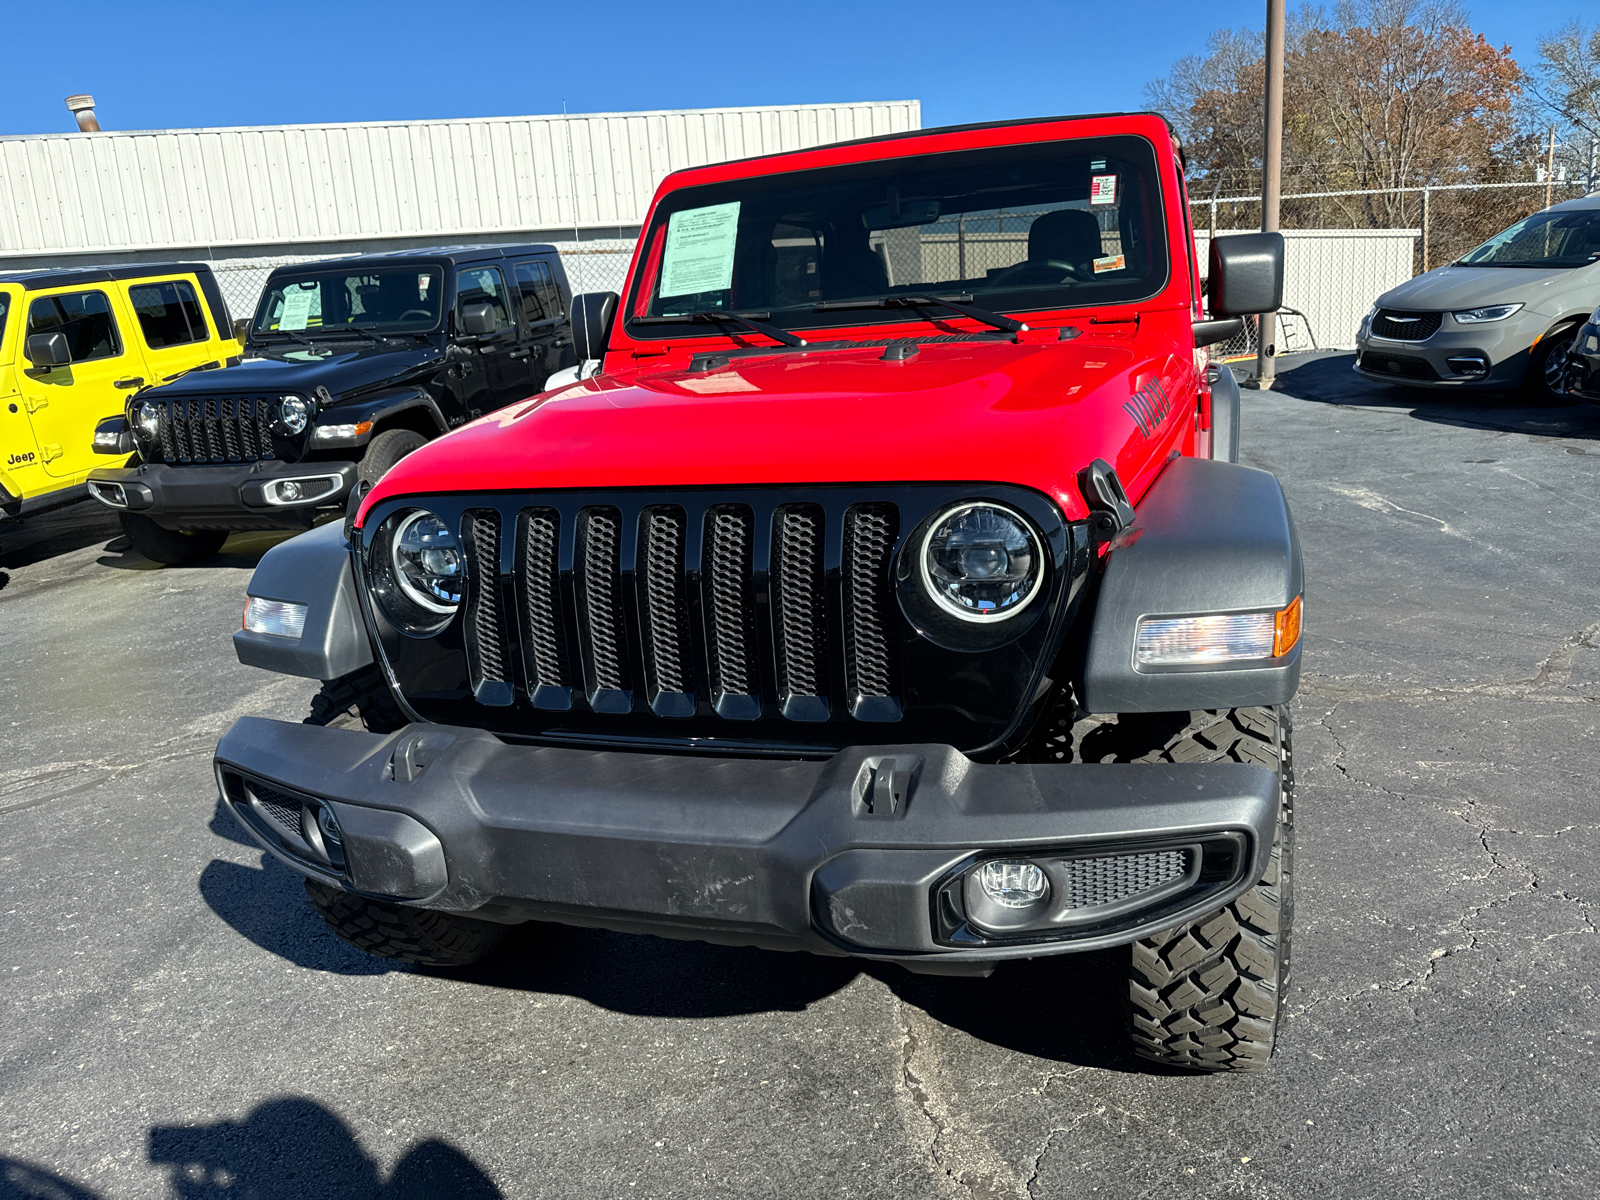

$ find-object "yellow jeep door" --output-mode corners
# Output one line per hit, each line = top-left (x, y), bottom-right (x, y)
(16, 285), (150, 481)
(126, 274), (230, 385)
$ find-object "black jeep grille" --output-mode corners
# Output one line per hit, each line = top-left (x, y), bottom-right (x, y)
(151, 395), (282, 463)
(1370, 309), (1441, 341)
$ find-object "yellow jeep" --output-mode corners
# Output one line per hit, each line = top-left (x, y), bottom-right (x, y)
(0, 263), (240, 520)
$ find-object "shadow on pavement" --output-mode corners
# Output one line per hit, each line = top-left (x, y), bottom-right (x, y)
(1265, 351), (1600, 441)
(148, 1097), (501, 1199)
(95, 529), (297, 572)
(0, 500), (122, 573)
(0, 1157), (99, 1200)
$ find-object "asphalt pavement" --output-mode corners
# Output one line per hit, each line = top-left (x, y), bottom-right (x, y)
(3, 351), (1597, 1199)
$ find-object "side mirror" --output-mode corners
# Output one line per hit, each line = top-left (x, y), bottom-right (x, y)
(570, 291), (619, 361)
(1208, 232), (1285, 317)
(233, 317), (251, 344)
(460, 302), (497, 337)
(25, 331), (72, 368)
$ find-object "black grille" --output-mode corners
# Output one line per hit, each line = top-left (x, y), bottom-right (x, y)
(518, 508), (570, 694)
(1371, 309), (1442, 341)
(462, 511), (510, 700)
(578, 508), (632, 701)
(1360, 350), (1440, 381)
(706, 506), (760, 711)
(641, 507), (693, 702)
(1060, 850), (1190, 909)
(842, 504), (901, 712)
(773, 505), (829, 711)
(152, 396), (279, 463)
(248, 781), (303, 837)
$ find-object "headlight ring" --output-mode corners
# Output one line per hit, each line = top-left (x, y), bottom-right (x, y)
(135, 400), (161, 441)
(276, 394), (312, 435)
(896, 500), (1050, 651)
(367, 508), (465, 636)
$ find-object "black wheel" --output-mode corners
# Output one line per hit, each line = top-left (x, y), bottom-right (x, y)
(357, 428), (427, 490)
(1523, 323), (1581, 405)
(118, 512), (229, 565)
(304, 663), (407, 734)
(304, 879), (510, 966)
(1032, 705), (1294, 1072)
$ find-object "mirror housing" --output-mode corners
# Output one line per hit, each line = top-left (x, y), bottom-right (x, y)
(1208, 232), (1285, 317)
(233, 317), (251, 344)
(570, 291), (619, 362)
(460, 302), (497, 337)
(25, 331), (72, 368)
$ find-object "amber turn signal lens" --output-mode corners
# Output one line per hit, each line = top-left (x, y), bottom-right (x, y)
(1273, 595), (1302, 658)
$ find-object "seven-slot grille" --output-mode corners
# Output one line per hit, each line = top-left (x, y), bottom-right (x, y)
(1370, 309), (1442, 341)
(150, 396), (282, 463)
(456, 498), (903, 723)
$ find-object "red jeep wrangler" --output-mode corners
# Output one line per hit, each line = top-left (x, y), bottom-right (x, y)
(216, 113), (1300, 1072)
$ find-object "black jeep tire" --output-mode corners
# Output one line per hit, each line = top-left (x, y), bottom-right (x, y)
(304, 879), (509, 966)
(304, 663), (407, 734)
(357, 428), (427, 490)
(118, 512), (229, 565)
(1523, 322), (1581, 405)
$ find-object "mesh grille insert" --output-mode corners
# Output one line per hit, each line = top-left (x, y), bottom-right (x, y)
(464, 511), (509, 687)
(519, 508), (569, 689)
(248, 782), (304, 837)
(1059, 850), (1190, 910)
(580, 507), (631, 693)
(642, 507), (693, 696)
(1360, 350), (1440, 381)
(706, 505), (759, 700)
(843, 503), (901, 701)
(773, 505), (828, 702)
(1371, 309), (1441, 341)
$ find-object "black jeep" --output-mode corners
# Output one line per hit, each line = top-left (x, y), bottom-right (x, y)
(86, 245), (575, 564)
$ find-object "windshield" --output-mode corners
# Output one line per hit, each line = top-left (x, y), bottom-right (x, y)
(1458, 209), (1600, 269)
(625, 135), (1169, 338)
(253, 266), (444, 336)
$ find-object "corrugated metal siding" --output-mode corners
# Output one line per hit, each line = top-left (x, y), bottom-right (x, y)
(0, 102), (920, 258)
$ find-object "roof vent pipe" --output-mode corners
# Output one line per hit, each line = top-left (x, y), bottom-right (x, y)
(64, 95), (100, 132)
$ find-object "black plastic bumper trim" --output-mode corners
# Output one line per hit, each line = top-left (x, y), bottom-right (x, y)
(87, 460), (357, 530)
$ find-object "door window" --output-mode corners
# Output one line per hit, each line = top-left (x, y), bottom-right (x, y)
(129, 280), (210, 349)
(514, 260), (563, 325)
(27, 291), (122, 361)
(456, 267), (514, 332)
(0, 292), (10, 345)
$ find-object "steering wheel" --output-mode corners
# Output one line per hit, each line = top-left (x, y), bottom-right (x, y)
(987, 258), (1082, 288)
(397, 308), (432, 322)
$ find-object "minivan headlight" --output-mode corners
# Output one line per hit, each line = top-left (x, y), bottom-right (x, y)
(1452, 304), (1522, 324)
(368, 509), (464, 635)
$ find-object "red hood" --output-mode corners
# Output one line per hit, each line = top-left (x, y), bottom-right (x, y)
(360, 330), (1195, 526)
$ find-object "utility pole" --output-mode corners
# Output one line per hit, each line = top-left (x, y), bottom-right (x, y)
(1253, 0), (1286, 389)
(1589, 136), (1597, 196)
(1545, 128), (1556, 210)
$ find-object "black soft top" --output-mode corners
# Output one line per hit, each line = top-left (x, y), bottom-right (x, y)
(265, 244), (562, 276)
(0, 261), (222, 292)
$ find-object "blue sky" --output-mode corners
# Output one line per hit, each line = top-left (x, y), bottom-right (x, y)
(4, 0), (1592, 137)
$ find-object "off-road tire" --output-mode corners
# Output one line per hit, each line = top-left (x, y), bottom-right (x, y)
(304, 879), (508, 966)
(356, 428), (427, 490)
(1523, 322), (1581, 406)
(118, 512), (228, 565)
(304, 663), (407, 734)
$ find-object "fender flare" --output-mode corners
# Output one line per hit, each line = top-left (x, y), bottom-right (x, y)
(1209, 364), (1241, 464)
(234, 520), (373, 680)
(333, 387), (449, 437)
(1078, 456), (1303, 713)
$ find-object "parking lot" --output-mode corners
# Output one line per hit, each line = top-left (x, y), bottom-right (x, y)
(2, 350), (1597, 1199)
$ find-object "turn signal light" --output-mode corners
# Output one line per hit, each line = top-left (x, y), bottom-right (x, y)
(1135, 595), (1303, 667)
(1273, 595), (1302, 658)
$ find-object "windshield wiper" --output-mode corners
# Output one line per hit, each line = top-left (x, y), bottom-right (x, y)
(634, 310), (807, 347)
(262, 329), (316, 347)
(814, 294), (1026, 334)
(316, 324), (393, 344)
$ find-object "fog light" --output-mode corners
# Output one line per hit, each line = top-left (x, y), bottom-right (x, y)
(279, 480), (304, 502)
(243, 595), (307, 638)
(315, 805), (342, 847)
(976, 860), (1049, 909)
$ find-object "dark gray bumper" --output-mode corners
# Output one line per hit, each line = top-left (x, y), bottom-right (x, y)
(214, 717), (1279, 967)
(86, 460), (357, 531)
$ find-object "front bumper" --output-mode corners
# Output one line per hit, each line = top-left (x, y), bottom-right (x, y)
(86, 460), (357, 531)
(214, 717), (1278, 968)
(1354, 316), (1536, 388)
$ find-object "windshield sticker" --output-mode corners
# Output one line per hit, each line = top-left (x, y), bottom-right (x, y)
(1094, 254), (1126, 274)
(1090, 175), (1118, 206)
(278, 285), (319, 330)
(676, 371), (759, 394)
(660, 201), (741, 298)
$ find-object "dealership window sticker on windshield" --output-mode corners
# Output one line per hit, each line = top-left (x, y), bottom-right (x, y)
(660, 202), (741, 298)
(278, 284), (320, 330)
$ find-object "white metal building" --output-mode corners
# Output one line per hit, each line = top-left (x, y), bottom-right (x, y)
(0, 101), (921, 315)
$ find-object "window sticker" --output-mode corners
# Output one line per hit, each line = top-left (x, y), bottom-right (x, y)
(278, 285), (318, 330)
(660, 201), (741, 298)
(1090, 175), (1118, 206)
(1094, 254), (1126, 274)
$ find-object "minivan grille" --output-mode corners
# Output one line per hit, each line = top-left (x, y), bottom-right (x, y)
(1371, 310), (1441, 341)
(152, 395), (281, 463)
(447, 496), (906, 725)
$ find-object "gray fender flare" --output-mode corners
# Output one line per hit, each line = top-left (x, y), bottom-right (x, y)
(233, 520), (373, 680)
(1209, 364), (1241, 463)
(1079, 456), (1302, 713)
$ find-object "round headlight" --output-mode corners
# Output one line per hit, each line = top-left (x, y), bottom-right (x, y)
(135, 400), (160, 440)
(920, 503), (1043, 622)
(369, 509), (464, 635)
(278, 394), (310, 435)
